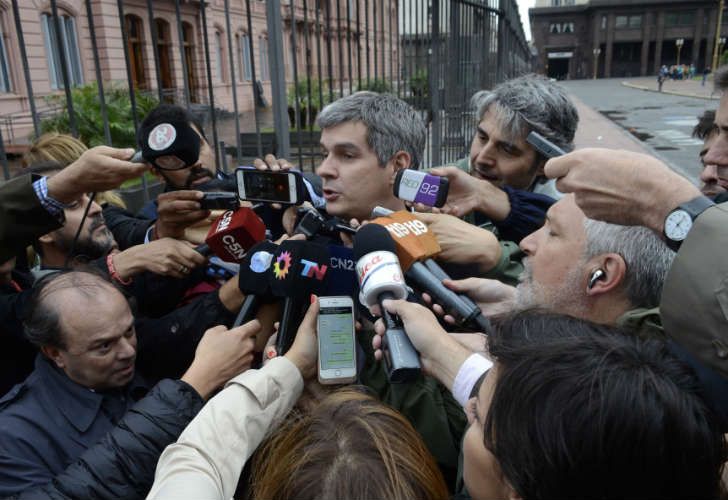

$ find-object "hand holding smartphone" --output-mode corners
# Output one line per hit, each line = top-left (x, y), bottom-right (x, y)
(317, 296), (357, 384)
(235, 167), (306, 205)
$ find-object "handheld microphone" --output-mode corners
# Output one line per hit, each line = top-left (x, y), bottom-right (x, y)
(234, 240), (278, 327)
(137, 120), (201, 170)
(269, 240), (330, 355)
(196, 208), (266, 262)
(371, 208), (492, 334)
(354, 224), (420, 383)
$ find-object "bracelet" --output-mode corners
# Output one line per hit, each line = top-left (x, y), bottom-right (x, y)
(106, 253), (133, 285)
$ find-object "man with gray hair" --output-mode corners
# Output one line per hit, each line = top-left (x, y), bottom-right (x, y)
(430, 74), (579, 243)
(435, 194), (673, 336)
(256, 91), (426, 223)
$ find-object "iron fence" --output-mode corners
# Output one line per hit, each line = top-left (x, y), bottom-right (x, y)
(0, 0), (531, 200)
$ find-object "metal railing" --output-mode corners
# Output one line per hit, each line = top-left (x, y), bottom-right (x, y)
(0, 0), (531, 189)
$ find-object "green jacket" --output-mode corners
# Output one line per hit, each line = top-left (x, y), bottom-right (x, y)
(358, 327), (467, 491)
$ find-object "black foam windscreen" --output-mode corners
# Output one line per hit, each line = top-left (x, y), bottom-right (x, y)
(138, 119), (201, 170)
(353, 223), (398, 261)
(269, 239), (304, 299)
(269, 240), (331, 298)
(238, 241), (278, 296)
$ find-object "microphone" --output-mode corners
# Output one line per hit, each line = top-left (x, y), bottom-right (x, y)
(196, 208), (266, 262)
(269, 240), (330, 355)
(354, 224), (421, 383)
(371, 208), (492, 334)
(137, 119), (201, 170)
(234, 240), (278, 327)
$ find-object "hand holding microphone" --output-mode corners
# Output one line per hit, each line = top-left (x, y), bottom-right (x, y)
(354, 224), (421, 382)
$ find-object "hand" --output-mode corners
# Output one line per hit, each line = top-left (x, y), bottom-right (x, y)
(414, 212), (502, 273)
(154, 190), (209, 240)
(47, 146), (149, 203)
(544, 148), (701, 234)
(284, 295), (320, 379)
(181, 321), (260, 400)
(253, 154), (296, 210)
(429, 166), (510, 221)
(112, 238), (207, 280)
(372, 299), (470, 391)
(441, 278), (516, 318)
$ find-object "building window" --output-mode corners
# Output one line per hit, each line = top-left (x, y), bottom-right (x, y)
(259, 36), (269, 81)
(628, 15), (641, 28)
(41, 12), (83, 90)
(237, 33), (252, 81)
(0, 10), (11, 92)
(562, 22), (574, 33)
(155, 19), (174, 91)
(125, 15), (146, 90)
(214, 30), (224, 82)
(601, 15), (606, 29)
(666, 11), (695, 26)
(550, 23), (561, 34)
(551, 0), (561, 6)
(549, 22), (574, 34)
(182, 21), (198, 102)
(615, 15), (628, 28)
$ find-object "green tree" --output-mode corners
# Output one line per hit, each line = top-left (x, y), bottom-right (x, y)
(40, 82), (158, 148)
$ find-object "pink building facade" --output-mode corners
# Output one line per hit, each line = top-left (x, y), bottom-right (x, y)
(0, 0), (398, 147)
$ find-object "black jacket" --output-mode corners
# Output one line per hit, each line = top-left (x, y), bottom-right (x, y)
(5, 377), (203, 499)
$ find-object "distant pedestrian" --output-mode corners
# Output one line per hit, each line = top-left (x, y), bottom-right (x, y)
(703, 67), (711, 86)
(657, 72), (665, 92)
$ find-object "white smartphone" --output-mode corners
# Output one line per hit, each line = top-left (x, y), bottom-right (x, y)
(235, 167), (304, 205)
(317, 296), (357, 385)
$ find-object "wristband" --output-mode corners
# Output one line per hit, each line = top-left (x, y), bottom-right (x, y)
(107, 252), (133, 285)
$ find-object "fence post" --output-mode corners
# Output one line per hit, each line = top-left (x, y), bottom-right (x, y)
(430, 0), (442, 167)
(266, 0), (290, 160)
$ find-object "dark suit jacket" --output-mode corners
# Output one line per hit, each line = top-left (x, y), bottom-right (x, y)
(0, 175), (61, 263)
(661, 202), (728, 378)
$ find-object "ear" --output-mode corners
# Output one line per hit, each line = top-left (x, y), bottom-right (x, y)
(40, 345), (66, 369)
(585, 253), (627, 297)
(389, 150), (412, 173)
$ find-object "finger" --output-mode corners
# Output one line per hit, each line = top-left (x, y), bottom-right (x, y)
(355, 321), (363, 331)
(432, 303), (445, 317)
(374, 350), (383, 361)
(92, 146), (136, 160)
(421, 292), (433, 305)
(443, 278), (473, 293)
(288, 233), (306, 241)
(157, 190), (205, 202)
(265, 154), (281, 171)
(253, 158), (268, 170)
(205, 324), (229, 335)
(369, 303), (382, 317)
(373, 318), (386, 335)
(444, 314), (456, 325)
(372, 333), (383, 350)
(543, 155), (569, 180)
(299, 295), (320, 333)
(411, 211), (438, 224)
(230, 319), (262, 339)
(158, 200), (204, 212)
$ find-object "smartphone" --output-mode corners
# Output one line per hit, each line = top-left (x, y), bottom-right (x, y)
(235, 167), (305, 205)
(526, 131), (567, 158)
(317, 296), (357, 385)
(199, 192), (239, 210)
(393, 169), (449, 208)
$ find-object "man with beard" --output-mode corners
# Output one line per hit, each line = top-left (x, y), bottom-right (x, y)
(691, 109), (728, 201)
(0, 165), (251, 393)
(421, 194), (674, 336)
(428, 74), (578, 244)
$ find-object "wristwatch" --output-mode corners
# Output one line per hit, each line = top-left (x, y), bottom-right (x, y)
(663, 196), (715, 251)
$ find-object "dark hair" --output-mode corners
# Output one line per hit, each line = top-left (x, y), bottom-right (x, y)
(714, 65), (728, 93)
(251, 386), (449, 500)
(24, 269), (117, 349)
(137, 104), (207, 148)
(482, 312), (725, 500)
(692, 109), (717, 140)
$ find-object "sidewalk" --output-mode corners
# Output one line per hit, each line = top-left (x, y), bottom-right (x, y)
(621, 76), (720, 100)
(569, 94), (654, 155)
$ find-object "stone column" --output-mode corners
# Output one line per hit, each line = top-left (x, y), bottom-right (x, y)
(640, 11), (651, 75)
(654, 10), (665, 73)
(693, 8), (704, 66)
(604, 13), (615, 77)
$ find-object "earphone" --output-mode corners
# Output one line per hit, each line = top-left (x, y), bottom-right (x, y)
(587, 269), (605, 290)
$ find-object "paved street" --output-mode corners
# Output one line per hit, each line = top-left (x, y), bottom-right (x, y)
(561, 78), (715, 183)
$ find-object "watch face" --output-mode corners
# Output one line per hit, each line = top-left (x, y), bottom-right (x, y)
(665, 209), (692, 241)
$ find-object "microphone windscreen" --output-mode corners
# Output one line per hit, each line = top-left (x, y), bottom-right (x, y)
(205, 208), (267, 262)
(238, 240), (278, 296)
(138, 120), (201, 169)
(324, 244), (357, 297)
(269, 240), (331, 298)
(353, 223), (397, 261)
(388, 211), (441, 258)
(369, 215), (423, 271)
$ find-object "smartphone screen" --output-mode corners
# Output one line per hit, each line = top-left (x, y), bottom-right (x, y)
(235, 168), (298, 204)
(318, 305), (355, 371)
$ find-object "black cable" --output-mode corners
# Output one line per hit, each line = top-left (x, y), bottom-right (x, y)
(63, 192), (97, 269)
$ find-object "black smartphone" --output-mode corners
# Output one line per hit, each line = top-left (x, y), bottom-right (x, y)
(526, 131), (567, 158)
(199, 192), (239, 210)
